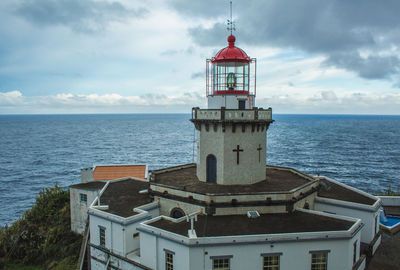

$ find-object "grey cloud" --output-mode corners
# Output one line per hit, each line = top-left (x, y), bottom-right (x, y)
(16, 0), (148, 32)
(169, 0), (400, 84)
(160, 46), (195, 56)
(191, 71), (203, 79)
(324, 53), (400, 80)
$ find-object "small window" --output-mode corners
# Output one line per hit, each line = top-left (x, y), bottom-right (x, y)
(263, 255), (279, 270)
(99, 226), (106, 247)
(165, 251), (174, 270)
(213, 258), (230, 270)
(80, 193), (87, 204)
(238, 100), (246, 110)
(311, 253), (327, 270)
(133, 232), (140, 238)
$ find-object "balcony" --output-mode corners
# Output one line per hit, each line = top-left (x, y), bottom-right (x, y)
(191, 107), (272, 122)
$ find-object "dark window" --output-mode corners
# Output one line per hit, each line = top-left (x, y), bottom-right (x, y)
(263, 255), (279, 270)
(80, 193), (87, 204)
(213, 258), (230, 270)
(99, 226), (105, 247)
(165, 251), (174, 270)
(311, 253), (327, 270)
(206, 154), (217, 183)
(238, 100), (246, 109)
(170, 207), (185, 219)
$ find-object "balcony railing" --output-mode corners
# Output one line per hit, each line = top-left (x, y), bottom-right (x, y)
(191, 107), (272, 121)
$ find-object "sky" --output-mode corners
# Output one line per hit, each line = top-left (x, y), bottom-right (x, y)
(0, 0), (399, 114)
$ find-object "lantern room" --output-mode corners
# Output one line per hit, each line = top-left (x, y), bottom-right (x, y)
(206, 35), (256, 109)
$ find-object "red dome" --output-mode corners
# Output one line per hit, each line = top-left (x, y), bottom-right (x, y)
(212, 35), (250, 63)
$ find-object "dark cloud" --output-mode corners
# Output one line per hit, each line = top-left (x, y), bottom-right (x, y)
(16, 0), (148, 32)
(324, 53), (400, 80)
(169, 0), (400, 84)
(191, 71), (203, 79)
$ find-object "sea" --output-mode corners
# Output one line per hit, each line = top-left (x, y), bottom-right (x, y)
(0, 114), (399, 227)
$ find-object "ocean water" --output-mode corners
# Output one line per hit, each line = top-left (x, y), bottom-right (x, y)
(0, 114), (399, 226)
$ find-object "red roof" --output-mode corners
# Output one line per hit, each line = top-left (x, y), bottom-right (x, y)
(212, 35), (250, 63)
(93, 165), (147, 180)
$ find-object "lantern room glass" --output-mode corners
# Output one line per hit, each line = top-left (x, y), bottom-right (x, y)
(213, 62), (249, 92)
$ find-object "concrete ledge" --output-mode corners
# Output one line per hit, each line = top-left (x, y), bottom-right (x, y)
(352, 254), (366, 270)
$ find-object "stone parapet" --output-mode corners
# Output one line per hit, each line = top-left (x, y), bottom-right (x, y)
(191, 107), (273, 122)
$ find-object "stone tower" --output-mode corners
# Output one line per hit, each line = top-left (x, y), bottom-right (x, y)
(191, 35), (273, 185)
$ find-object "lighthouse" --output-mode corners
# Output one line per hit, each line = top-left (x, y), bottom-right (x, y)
(191, 34), (273, 185)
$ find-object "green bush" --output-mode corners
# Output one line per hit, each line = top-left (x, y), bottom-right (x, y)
(0, 185), (82, 269)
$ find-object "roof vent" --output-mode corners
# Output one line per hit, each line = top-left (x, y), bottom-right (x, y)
(247, 211), (260, 218)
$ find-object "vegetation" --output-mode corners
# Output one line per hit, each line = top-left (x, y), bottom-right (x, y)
(377, 186), (400, 196)
(0, 185), (82, 270)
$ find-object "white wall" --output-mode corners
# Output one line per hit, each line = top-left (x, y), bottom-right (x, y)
(315, 198), (379, 244)
(378, 196), (400, 206)
(90, 247), (149, 270)
(139, 230), (361, 270)
(207, 95), (252, 109)
(70, 188), (99, 234)
(89, 205), (160, 257)
(197, 121), (267, 185)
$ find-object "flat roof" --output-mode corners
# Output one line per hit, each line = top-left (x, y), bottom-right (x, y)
(70, 181), (106, 190)
(151, 164), (313, 194)
(383, 206), (400, 217)
(318, 178), (377, 206)
(93, 165), (147, 180)
(100, 179), (153, 218)
(148, 211), (355, 237)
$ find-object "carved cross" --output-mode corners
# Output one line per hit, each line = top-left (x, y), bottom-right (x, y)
(257, 144), (262, 162)
(233, 145), (243, 164)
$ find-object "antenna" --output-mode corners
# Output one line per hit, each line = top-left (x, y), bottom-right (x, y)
(227, 1), (236, 35)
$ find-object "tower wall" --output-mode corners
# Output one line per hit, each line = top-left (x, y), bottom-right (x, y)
(196, 121), (267, 185)
(207, 95), (254, 109)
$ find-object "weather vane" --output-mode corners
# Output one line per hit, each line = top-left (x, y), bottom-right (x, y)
(227, 1), (236, 35)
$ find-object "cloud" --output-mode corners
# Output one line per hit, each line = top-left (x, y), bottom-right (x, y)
(169, 0), (400, 84)
(0, 91), (24, 105)
(15, 0), (148, 32)
(1, 90), (399, 115)
(191, 71), (203, 79)
(257, 91), (400, 114)
(323, 53), (400, 80)
(0, 90), (205, 113)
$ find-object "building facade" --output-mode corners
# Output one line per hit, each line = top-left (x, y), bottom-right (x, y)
(72, 33), (382, 270)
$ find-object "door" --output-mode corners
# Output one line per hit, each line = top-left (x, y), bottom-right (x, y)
(206, 154), (217, 183)
(238, 100), (246, 109)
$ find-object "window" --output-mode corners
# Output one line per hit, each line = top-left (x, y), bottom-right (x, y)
(238, 100), (246, 110)
(353, 241), (357, 264)
(206, 154), (217, 183)
(212, 258), (230, 270)
(311, 252), (328, 270)
(80, 193), (87, 204)
(165, 251), (174, 270)
(263, 255), (280, 270)
(99, 226), (106, 247)
(170, 207), (185, 219)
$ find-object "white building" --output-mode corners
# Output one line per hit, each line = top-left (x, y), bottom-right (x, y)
(72, 33), (382, 270)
